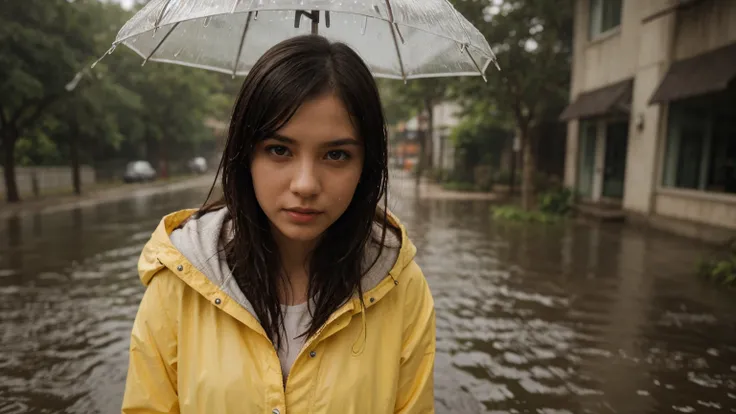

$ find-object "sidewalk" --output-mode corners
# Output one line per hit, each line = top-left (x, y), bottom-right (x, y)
(0, 174), (216, 220)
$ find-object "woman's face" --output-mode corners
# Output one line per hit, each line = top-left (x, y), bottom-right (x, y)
(251, 92), (364, 244)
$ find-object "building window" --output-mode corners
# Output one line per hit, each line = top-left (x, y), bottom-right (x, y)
(662, 85), (736, 195)
(589, 0), (622, 39)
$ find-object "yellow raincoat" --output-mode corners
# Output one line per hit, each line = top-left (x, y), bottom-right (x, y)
(122, 209), (436, 413)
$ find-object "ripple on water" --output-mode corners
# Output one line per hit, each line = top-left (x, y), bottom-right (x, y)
(4, 180), (736, 413)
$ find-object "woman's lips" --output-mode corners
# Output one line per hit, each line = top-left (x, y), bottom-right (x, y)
(284, 209), (322, 223)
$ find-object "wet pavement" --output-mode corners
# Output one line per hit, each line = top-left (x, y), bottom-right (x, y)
(1, 175), (736, 413)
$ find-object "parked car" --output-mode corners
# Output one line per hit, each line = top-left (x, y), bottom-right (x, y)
(123, 160), (157, 183)
(187, 156), (208, 174)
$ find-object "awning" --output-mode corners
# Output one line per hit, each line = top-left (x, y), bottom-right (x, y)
(559, 79), (633, 121)
(649, 43), (736, 104)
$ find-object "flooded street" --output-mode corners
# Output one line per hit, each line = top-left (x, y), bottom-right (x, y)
(2, 176), (736, 413)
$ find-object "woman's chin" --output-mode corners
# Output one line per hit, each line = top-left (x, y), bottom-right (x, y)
(273, 222), (326, 244)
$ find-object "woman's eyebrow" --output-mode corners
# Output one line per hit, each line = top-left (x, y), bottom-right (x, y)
(269, 134), (360, 148)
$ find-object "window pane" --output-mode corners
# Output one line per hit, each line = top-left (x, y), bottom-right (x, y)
(662, 85), (736, 195)
(602, 0), (622, 32)
(577, 121), (597, 198)
(707, 113), (736, 193)
(589, 0), (621, 38)
(675, 125), (704, 189)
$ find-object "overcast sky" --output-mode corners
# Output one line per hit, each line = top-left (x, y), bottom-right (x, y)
(114, 0), (135, 10)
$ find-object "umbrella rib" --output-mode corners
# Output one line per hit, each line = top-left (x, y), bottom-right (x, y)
(443, 0), (494, 80)
(116, 9), (495, 61)
(463, 44), (487, 82)
(232, 12), (253, 77)
(143, 22), (180, 66)
(384, 0), (406, 82)
(155, 0), (175, 28)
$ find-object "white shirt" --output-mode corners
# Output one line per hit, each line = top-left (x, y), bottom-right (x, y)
(277, 302), (312, 383)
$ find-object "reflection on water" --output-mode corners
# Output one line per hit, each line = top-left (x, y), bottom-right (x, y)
(1, 177), (736, 413)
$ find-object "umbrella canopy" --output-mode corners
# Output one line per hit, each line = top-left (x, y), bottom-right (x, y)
(100, 0), (496, 81)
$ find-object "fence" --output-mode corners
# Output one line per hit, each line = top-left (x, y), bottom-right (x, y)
(0, 166), (96, 198)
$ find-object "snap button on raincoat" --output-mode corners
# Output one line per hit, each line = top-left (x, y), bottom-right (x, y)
(122, 209), (436, 413)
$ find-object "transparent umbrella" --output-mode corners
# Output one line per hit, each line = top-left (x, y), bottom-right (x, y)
(97, 0), (497, 81)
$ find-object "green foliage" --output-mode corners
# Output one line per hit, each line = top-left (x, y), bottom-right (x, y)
(538, 187), (573, 215)
(450, 0), (573, 210)
(492, 187), (573, 223)
(450, 0), (573, 125)
(450, 111), (510, 172)
(1, 0), (234, 199)
(428, 168), (449, 183)
(443, 181), (478, 192)
(494, 170), (521, 185)
(491, 205), (561, 223)
(697, 242), (736, 287)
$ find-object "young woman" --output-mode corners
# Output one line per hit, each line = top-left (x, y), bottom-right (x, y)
(122, 35), (436, 414)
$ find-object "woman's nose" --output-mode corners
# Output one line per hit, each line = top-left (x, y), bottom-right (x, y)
(289, 160), (321, 197)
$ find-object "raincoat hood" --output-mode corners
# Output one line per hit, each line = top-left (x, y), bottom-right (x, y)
(125, 209), (435, 414)
(166, 207), (403, 323)
(138, 208), (413, 317)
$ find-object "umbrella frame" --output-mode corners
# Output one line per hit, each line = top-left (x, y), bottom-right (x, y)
(92, 0), (497, 82)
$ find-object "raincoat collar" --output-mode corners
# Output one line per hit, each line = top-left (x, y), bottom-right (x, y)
(138, 208), (417, 337)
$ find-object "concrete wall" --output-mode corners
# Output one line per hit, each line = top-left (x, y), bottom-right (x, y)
(649, 0), (736, 234)
(655, 190), (736, 231)
(0, 166), (96, 198)
(621, 2), (676, 214)
(674, 0), (736, 60)
(565, 0), (736, 240)
(565, 0), (644, 191)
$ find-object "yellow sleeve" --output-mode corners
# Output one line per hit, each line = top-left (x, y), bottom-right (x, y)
(122, 272), (180, 414)
(395, 262), (436, 414)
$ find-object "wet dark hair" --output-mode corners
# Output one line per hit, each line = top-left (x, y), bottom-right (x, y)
(198, 35), (389, 349)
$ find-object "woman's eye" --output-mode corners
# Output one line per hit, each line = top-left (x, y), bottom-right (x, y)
(266, 145), (290, 157)
(326, 150), (350, 161)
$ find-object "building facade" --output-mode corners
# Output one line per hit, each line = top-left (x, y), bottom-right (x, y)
(561, 0), (736, 242)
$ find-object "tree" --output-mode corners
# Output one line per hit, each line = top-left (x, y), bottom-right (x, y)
(1, 0), (229, 199)
(451, 0), (572, 209)
(450, 99), (513, 181)
(0, 0), (112, 202)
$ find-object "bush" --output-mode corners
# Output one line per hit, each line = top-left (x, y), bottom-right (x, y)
(697, 242), (736, 287)
(538, 187), (574, 216)
(473, 165), (494, 191)
(493, 170), (520, 185)
(443, 181), (478, 192)
(491, 205), (561, 224)
(428, 168), (449, 183)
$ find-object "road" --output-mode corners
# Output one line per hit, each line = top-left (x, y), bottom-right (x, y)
(1, 173), (735, 413)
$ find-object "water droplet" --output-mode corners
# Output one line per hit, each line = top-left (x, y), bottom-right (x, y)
(203, 16), (211, 27)
(91, 61), (99, 69)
